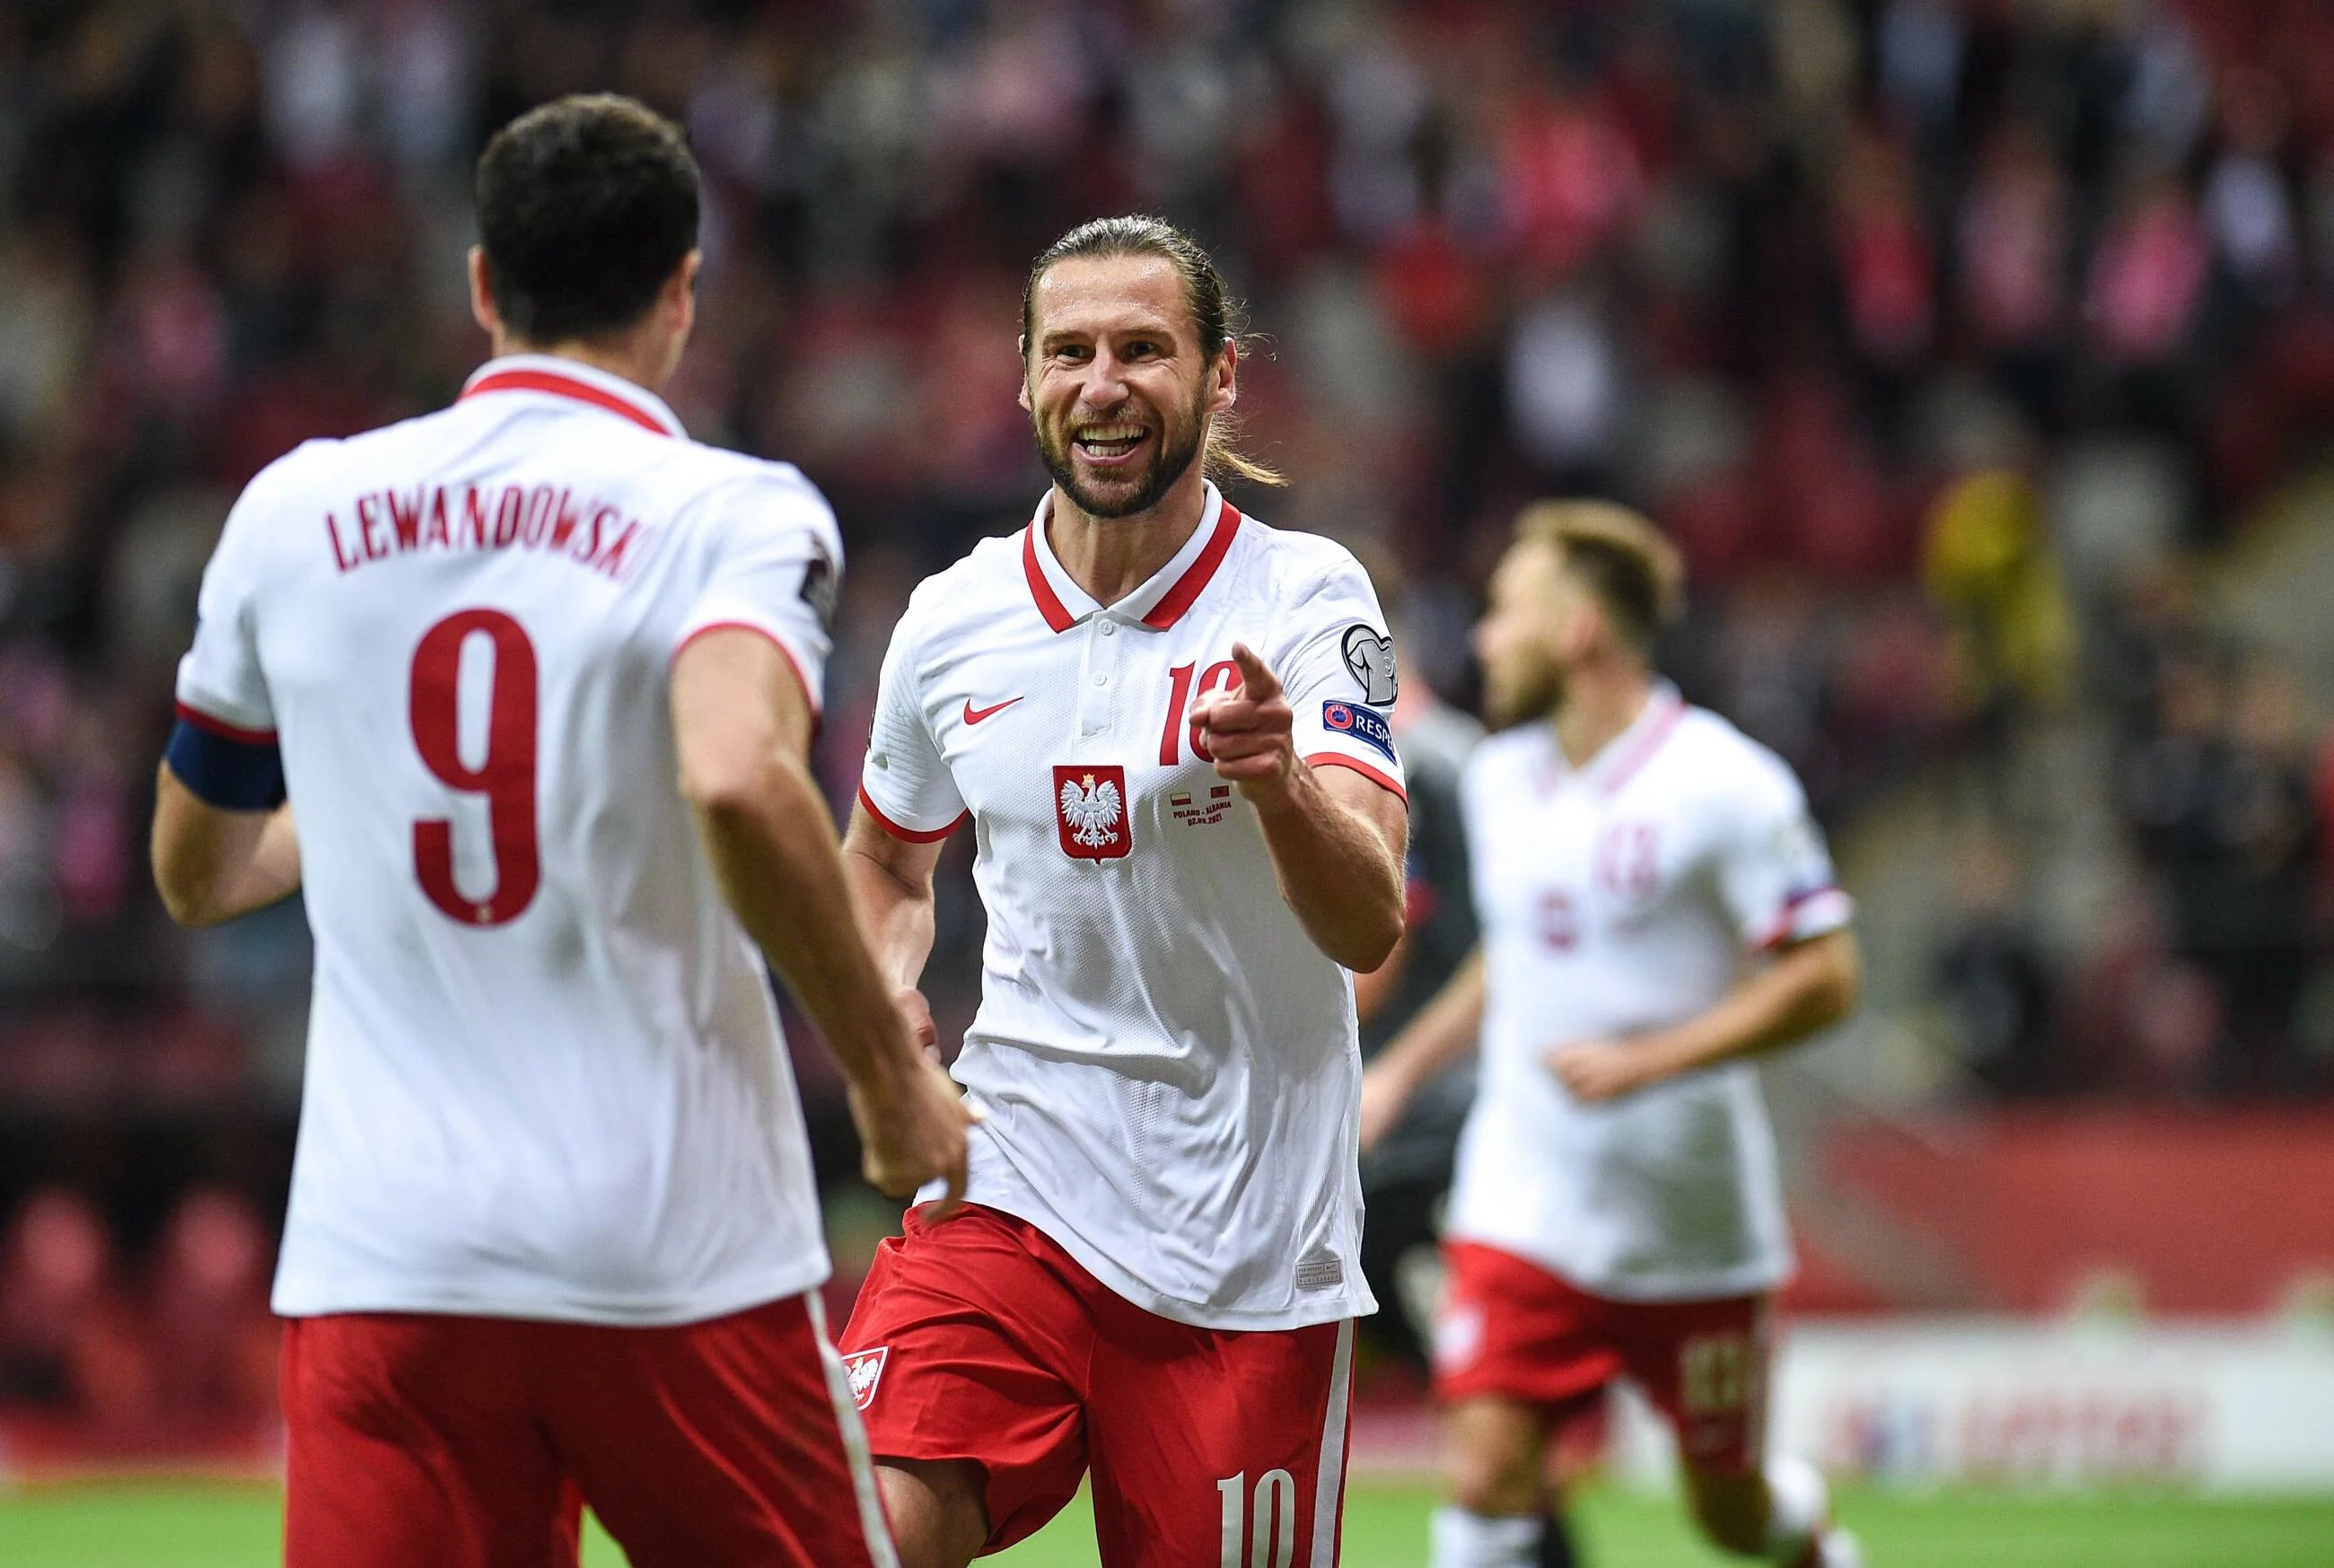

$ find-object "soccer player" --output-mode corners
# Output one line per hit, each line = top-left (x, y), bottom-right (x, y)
(149, 95), (970, 1568)
(1359, 503), (1865, 1568)
(838, 215), (1410, 1568)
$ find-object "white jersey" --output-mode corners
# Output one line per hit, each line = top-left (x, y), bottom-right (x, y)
(858, 485), (1405, 1330)
(174, 355), (845, 1325)
(1444, 688), (1853, 1301)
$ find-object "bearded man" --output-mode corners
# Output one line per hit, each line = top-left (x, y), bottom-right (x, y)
(836, 215), (1410, 1568)
(1362, 502), (1865, 1568)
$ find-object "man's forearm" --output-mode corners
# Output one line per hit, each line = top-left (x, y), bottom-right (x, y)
(1639, 932), (1860, 1079)
(691, 759), (920, 1088)
(842, 840), (939, 991)
(1376, 948), (1485, 1089)
(1250, 763), (1406, 971)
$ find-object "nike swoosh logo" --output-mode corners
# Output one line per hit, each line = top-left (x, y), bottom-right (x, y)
(962, 696), (1023, 725)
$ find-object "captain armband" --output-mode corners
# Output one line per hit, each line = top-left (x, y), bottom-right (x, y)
(165, 707), (286, 810)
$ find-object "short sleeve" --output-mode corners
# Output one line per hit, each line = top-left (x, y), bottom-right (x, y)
(1274, 556), (1408, 802)
(1713, 755), (1854, 951)
(175, 480), (279, 738)
(856, 607), (966, 841)
(676, 470), (845, 713)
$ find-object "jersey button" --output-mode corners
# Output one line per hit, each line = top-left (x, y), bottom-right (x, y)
(1100, 620), (1117, 636)
(1092, 672), (1108, 687)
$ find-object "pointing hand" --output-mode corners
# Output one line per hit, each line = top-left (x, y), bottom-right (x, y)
(1189, 643), (1296, 802)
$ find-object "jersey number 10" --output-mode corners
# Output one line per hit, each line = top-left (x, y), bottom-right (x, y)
(1217, 1468), (1297, 1568)
(1161, 660), (1242, 765)
(408, 609), (540, 926)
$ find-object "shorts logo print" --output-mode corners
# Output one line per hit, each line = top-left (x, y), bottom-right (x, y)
(1431, 1301), (1486, 1373)
(843, 1345), (889, 1410)
(1055, 765), (1132, 860)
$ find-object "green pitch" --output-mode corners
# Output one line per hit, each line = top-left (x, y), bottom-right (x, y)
(3, 1480), (2331, 1567)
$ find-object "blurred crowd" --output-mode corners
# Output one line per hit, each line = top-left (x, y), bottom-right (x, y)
(0, 1184), (276, 1453)
(7, 0), (2334, 1436)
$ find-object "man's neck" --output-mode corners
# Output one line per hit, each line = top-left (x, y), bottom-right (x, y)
(493, 331), (673, 397)
(1046, 469), (1212, 609)
(1551, 660), (1656, 770)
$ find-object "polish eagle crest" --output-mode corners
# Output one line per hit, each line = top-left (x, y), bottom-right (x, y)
(1058, 771), (1123, 848)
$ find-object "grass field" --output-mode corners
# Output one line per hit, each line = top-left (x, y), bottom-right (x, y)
(1, 1479), (2330, 1567)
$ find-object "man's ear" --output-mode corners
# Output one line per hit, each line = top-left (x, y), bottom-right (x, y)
(468, 247), (498, 337)
(666, 250), (702, 333)
(1562, 596), (1614, 664)
(1212, 340), (1238, 416)
(1016, 337), (1032, 412)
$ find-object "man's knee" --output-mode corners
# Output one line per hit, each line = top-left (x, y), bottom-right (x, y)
(1444, 1401), (1546, 1516)
(876, 1459), (988, 1568)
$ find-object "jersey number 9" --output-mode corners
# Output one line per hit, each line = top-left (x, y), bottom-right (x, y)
(408, 609), (540, 926)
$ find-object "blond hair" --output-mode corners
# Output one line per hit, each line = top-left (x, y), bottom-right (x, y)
(1514, 500), (1685, 649)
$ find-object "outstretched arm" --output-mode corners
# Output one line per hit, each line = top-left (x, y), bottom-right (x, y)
(672, 626), (972, 1212)
(1191, 643), (1407, 972)
(1547, 928), (1861, 1102)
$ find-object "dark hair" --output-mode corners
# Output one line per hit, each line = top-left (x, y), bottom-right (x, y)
(475, 94), (700, 346)
(1514, 500), (1685, 652)
(1021, 215), (1284, 487)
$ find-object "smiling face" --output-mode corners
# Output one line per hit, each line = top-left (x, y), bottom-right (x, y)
(1021, 253), (1234, 521)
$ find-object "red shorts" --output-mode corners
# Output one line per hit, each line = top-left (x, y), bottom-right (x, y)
(280, 1294), (891, 1568)
(840, 1203), (1355, 1566)
(1431, 1241), (1773, 1476)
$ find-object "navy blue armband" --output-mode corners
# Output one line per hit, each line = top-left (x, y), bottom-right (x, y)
(166, 706), (286, 810)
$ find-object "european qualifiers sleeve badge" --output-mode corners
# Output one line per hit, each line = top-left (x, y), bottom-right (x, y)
(1322, 700), (1399, 764)
(1340, 624), (1399, 705)
(798, 538), (839, 631)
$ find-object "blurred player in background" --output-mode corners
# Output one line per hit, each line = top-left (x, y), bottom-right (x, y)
(838, 215), (1408, 1568)
(149, 94), (969, 1568)
(1361, 503), (1865, 1568)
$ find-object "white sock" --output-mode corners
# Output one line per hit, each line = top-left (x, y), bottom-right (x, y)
(1429, 1505), (1542, 1568)
(1764, 1454), (1830, 1562)
(1818, 1526), (1865, 1568)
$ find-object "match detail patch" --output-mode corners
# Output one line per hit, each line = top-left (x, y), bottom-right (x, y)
(843, 1345), (889, 1410)
(1170, 783), (1233, 827)
(1321, 700), (1397, 764)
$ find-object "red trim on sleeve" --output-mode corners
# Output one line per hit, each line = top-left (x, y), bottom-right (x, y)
(461, 369), (674, 436)
(856, 784), (966, 844)
(1754, 885), (1850, 951)
(174, 701), (276, 747)
(1022, 526), (1077, 633)
(1142, 502), (1243, 630)
(1305, 751), (1408, 805)
(671, 620), (822, 720)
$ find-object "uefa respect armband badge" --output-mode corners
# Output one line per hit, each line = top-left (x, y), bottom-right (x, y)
(1322, 700), (1398, 763)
